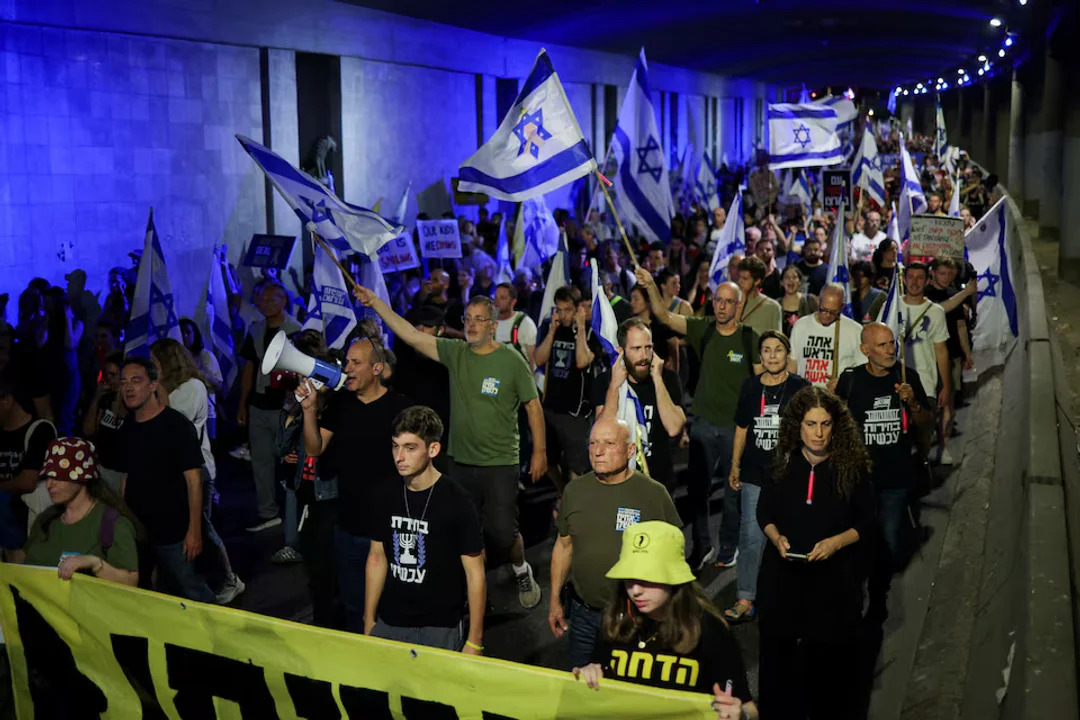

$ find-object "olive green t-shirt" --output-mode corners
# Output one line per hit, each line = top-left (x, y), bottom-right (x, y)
(24, 503), (138, 572)
(437, 338), (538, 467)
(555, 471), (681, 609)
(685, 318), (760, 427)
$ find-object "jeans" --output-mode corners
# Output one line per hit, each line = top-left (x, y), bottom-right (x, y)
(153, 541), (216, 604)
(335, 528), (371, 633)
(372, 619), (463, 651)
(198, 470), (233, 592)
(869, 488), (909, 618)
(284, 487), (300, 548)
(687, 418), (736, 556)
(248, 405), (281, 519)
(567, 596), (603, 670)
(300, 500), (341, 628)
(735, 483), (765, 602)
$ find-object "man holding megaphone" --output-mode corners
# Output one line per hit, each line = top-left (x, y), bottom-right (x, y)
(351, 284), (548, 611)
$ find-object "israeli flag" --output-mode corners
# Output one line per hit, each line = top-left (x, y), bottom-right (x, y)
(966, 198), (1018, 369)
(825, 219), (852, 317)
(897, 137), (927, 242)
(494, 217), (513, 284)
(934, 103), (948, 159)
(707, 189), (745, 291)
(459, 50), (596, 201)
(814, 96), (857, 162)
(236, 136), (403, 259)
(886, 202), (901, 244)
(537, 231), (570, 329)
(197, 246), (238, 392)
(887, 89), (897, 115)
(513, 195), (560, 269)
(610, 49), (674, 244)
(949, 169), (962, 217)
(695, 153), (721, 212)
(851, 130), (886, 207)
(302, 242), (357, 350)
(125, 209), (182, 357)
(392, 181), (411, 224)
(875, 262), (904, 359)
(355, 252), (392, 335)
(782, 168), (812, 218)
(767, 103), (844, 170)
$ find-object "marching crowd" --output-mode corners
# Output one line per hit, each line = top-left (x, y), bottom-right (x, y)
(0, 143), (991, 719)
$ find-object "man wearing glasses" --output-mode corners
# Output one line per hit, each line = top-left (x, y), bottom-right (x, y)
(789, 283), (863, 389)
(352, 285), (548, 609)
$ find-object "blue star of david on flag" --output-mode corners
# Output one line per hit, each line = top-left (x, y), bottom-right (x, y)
(148, 284), (178, 340)
(124, 209), (183, 357)
(636, 135), (664, 182)
(977, 267), (1000, 301)
(301, 197), (332, 224)
(793, 124), (812, 148)
(513, 108), (552, 159)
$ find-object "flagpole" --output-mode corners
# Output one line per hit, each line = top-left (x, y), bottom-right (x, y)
(594, 169), (642, 270)
(311, 232), (361, 292)
(898, 266), (907, 385)
(584, 145), (615, 223)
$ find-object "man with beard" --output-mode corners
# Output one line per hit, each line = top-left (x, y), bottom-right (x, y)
(351, 286), (547, 609)
(796, 232), (829, 296)
(592, 319), (685, 490)
(299, 335), (414, 632)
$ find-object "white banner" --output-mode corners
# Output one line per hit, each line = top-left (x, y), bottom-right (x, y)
(377, 233), (421, 273)
(417, 220), (463, 259)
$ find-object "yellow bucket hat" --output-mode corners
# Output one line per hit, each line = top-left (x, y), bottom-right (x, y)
(605, 521), (695, 586)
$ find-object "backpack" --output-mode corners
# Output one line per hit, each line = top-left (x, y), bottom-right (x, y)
(21, 419), (57, 523)
(509, 312), (528, 360)
(699, 324), (756, 378)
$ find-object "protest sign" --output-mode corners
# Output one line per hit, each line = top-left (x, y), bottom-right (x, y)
(377, 233), (421, 273)
(909, 215), (966, 260)
(822, 168), (850, 214)
(417, 219), (463, 259)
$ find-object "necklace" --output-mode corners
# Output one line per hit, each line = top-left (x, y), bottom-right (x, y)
(636, 628), (659, 649)
(63, 500), (97, 526)
(403, 480), (436, 525)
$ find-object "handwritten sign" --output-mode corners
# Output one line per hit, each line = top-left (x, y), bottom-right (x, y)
(822, 168), (850, 214)
(377, 233), (421, 273)
(909, 215), (965, 260)
(417, 219), (462, 259)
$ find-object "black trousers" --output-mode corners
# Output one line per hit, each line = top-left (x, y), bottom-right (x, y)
(298, 499), (342, 629)
(758, 628), (861, 720)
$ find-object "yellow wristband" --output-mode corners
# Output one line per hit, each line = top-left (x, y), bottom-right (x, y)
(465, 640), (484, 651)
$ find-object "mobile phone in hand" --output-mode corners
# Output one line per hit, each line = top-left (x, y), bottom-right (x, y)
(785, 552), (809, 561)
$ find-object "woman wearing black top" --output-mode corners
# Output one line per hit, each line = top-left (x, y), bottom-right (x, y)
(756, 386), (875, 720)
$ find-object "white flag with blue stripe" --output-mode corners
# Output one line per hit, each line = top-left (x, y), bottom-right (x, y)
(781, 168), (812, 218)
(707, 189), (745, 291)
(898, 137), (927, 242)
(949, 169), (961, 217)
(302, 242), (357, 350)
(125, 209), (182, 357)
(851, 130), (886, 206)
(537, 232), (570, 332)
(612, 49), (674, 244)
(886, 202), (900, 244)
(494, 217), (513, 284)
(589, 258), (618, 364)
(814, 96), (857, 160)
(459, 50), (596, 201)
(875, 262), (905, 360)
(392, 182), (411, 224)
(236, 136), (403, 259)
(767, 103), (844, 170)
(513, 195), (561, 270)
(197, 246), (238, 392)
(825, 219), (852, 316)
(934, 103), (948, 159)
(695, 153), (721, 212)
(966, 198), (1018, 369)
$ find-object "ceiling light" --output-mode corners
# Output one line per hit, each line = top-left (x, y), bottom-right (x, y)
(999, 49), (1006, 57)
(989, 17), (1002, 27)
(978, 68), (985, 76)
(964, 75), (970, 82)
(937, 77), (944, 83)
(1005, 36), (1014, 47)
(1019, 0), (1027, 5)
(868, 108), (874, 116)
(903, 89), (909, 96)
(958, 68), (965, 74)
(978, 54), (987, 62)
(917, 82), (924, 88)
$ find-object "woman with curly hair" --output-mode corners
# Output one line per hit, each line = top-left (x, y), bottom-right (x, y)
(755, 385), (875, 720)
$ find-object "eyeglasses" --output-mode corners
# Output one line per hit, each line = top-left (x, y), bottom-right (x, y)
(349, 335), (383, 365)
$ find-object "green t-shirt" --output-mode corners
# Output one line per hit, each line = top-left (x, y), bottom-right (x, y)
(23, 503), (138, 572)
(685, 318), (760, 427)
(555, 471), (681, 608)
(437, 338), (539, 467)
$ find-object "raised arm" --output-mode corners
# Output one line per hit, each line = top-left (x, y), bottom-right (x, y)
(634, 268), (688, 336)
(353, 285), (439, 362)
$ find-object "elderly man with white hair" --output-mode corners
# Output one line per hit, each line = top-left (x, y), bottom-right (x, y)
(789, 283), (864, 389)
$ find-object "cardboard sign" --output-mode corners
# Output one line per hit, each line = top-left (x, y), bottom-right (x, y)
(909, 215), (966, 260)
(241, 234), (296, 269)
(822, 168), (850, 214)
(377, 233), (421, 273)
(417, 219), (462, 259)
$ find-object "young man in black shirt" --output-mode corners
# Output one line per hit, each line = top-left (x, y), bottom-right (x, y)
(536, 287), (595, 490)
(835, 322), (933, 619)
(299, 335), (414, 633)
(0, 377), (56, 558)
(364, 406), (485, 652)
(592, 319), (685, 490)
(117, 357), (215, 603)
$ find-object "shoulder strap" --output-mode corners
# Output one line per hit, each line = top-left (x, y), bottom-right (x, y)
(23, 419), (55, 454)
(902, 302), (934, 343)
(99, 506), (120, 552)
(510, 312), (527, 358)
(741, 326), (755, 378)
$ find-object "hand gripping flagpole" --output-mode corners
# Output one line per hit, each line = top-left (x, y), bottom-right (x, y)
(594, 169), (642, 270)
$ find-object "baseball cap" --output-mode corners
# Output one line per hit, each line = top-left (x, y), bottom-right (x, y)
(40, 437), (100, 484)
(605, 521), (695, 586)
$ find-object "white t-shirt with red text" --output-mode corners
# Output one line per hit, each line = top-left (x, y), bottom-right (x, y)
(789, 313), (865, 386)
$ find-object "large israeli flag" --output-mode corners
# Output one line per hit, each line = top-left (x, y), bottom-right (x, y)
(494, 217), (513, 284)
(767, 103), (844, 170)
(611, 49), (674, 244)
(707, 189), (745, 290)
(934, 103), (948, 159)
(851, 130), (886, 206)
(966, 198), (1018, 369)
(513, 195), (560, 270)
(825, 219), (852, 317)
(125, 209), (182, 357)
(781, 168), (812, 218)
(236, 136), (403, 259)
(814, 95), (858, 160)
(459, 50), (596, 201)
(196, 246), (238, 392)
(949, 169), (961, 217)
(695, 153), (721, 212)
(886, 202), (900, 244)
(897, 137), (927, 242)
(302, 242), (357, 350)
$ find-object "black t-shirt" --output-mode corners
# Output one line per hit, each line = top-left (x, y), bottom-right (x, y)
(924, 285), (964, 358)
(796, 261), (829, 296)
(370, 475), (484, 628)
(733, 373), (810, 485)
(836, 365), (929, 490)
(542, 323), (589, 415)
(594, 611), (752, 700)
(392, 340), (451, 444)
(117, 408), (204, 545)
(591, 369), (683, 489)
(240, 328), (287, 410)
(0, 419), (56, 549)
(93, 391), (126, 470)
(321, 390), (414, 536)
(761, 268), (783, 300)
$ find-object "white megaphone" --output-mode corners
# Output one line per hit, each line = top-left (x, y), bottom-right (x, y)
(261, 330), (347, 392)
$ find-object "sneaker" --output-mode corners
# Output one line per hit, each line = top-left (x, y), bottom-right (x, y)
(691, 546), (718, 573)
(246, 517), (282, 532)
(271, 545), (302, 564)
(938, 448), (955, 466)
(228, 445), (251, 461)
(215, 575), (246, 605)
(714, 548), (739, 569)
(515, 564), (542, 609)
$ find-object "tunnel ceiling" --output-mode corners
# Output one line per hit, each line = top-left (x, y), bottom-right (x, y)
(339, 0), (1016, 90)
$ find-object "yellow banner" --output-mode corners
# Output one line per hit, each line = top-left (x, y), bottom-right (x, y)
(0, 565), (716, 719)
